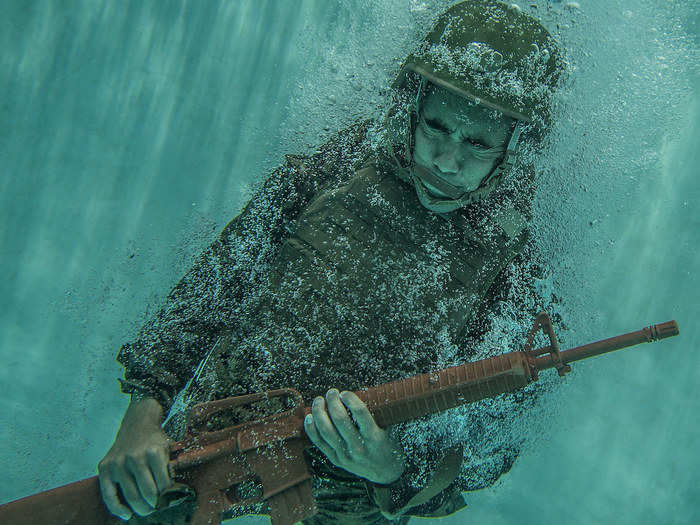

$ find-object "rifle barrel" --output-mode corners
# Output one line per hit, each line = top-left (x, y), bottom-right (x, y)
(531, 320), (678, 372)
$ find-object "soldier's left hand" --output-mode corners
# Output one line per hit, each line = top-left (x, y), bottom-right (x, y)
(304, 388), (407, 485)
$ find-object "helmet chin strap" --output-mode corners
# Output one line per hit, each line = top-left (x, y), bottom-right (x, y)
(410, 169), (488, 213)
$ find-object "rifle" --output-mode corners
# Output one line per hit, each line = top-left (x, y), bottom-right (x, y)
(0, 312), (679, 525)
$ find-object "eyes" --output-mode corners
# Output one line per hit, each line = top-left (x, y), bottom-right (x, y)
(420, 115), (491, 150)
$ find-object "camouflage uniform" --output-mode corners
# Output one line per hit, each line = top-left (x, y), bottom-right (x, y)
(118, 126), (534, 524)
(117, 1), (566, 523)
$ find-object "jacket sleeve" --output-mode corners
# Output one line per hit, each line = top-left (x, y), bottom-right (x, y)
(115, 121), (374, 414)
(464, 246), (568, 348)
(115, 163), (309, 414)
(454, 246), (568, 495)
(359, 260), (523, 521)
(363, 243), (568, 521)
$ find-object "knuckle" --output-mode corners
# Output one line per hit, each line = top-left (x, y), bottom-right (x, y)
(123, 451), (137, 463)
(145, 446), (161, 460)
(105, 460), (124, 479)
(142, 488), (158, 504)
(123, 452), (144, 468)
(347, 445), (365, 460)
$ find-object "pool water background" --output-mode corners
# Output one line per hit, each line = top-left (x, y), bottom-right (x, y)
(1, 1), (698, 523)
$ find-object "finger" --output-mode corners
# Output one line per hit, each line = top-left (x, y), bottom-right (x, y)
(127, 457), (160, 510)
(325, 389), (364, 450)
(311, 396), (345, 453)
(304, 413), (340, 464)
(338, 391), (380, 437)
(145, 446), (173, 495)
(118, 459), (156, 516)
(98, 467), (133, 521)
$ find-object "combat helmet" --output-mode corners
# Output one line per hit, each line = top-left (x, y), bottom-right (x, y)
(379, 0), (567, 213)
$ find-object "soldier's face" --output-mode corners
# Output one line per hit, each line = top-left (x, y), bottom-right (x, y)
(412, 84), (515, 198)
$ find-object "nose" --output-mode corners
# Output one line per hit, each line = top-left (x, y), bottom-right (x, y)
(432, 141), (460, 175)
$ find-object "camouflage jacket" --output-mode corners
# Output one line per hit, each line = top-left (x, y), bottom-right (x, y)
(117, 120), (544, 523)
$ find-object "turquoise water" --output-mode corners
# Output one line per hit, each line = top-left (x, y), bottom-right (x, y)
(1, 1), (698, 524)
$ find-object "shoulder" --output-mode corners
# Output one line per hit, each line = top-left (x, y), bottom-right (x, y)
(303, 161), (391, 211)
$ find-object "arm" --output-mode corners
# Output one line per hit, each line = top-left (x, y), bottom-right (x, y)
(98, 396), (170, 520)
(115, 191), (281, 415)
(108, 158), (338, 520)
(364, 244), (566, 520)
(116, 120), (374, 415)
(105, 120), (373, 521)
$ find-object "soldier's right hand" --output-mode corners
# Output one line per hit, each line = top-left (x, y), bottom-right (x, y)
(98, 418), (173, 521)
